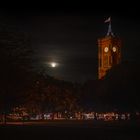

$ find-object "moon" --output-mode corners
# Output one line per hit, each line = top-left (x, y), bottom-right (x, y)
(50, 62), (57, 68)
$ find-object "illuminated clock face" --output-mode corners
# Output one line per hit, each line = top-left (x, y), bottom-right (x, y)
(104, 47), (109, 52)
(112, 47), (117, 52)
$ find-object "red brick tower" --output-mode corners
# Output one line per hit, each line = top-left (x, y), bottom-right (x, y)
(98, 17), (122, 79)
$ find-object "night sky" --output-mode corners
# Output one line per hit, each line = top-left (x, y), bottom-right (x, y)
(1, 7), (140, 83)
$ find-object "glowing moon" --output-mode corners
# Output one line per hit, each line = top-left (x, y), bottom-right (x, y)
(50, 62), (57, 68)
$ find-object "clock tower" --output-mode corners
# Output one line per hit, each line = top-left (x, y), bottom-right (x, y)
(98, 17), (121, 79)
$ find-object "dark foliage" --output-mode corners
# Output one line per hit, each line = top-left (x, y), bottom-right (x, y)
(97, 61), (140, 111)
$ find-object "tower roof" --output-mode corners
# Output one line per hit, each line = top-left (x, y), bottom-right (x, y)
(105, 17), (114, 36)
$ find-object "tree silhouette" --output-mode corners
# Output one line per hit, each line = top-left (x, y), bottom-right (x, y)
(97, 62), (140, 112)
(0, 27), (33, 122)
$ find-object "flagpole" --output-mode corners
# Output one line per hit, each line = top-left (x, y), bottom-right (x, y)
(107, 17), (114, 36)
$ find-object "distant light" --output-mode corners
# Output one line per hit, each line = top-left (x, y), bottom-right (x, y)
(50, 62), (57, 68)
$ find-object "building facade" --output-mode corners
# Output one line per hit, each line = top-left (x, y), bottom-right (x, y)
(98, 19), (122, 79)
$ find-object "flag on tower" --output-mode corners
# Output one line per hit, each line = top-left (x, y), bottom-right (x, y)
(104, 17), (111, 23)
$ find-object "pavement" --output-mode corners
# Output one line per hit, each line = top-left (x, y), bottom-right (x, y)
(0, 120), (140, 140)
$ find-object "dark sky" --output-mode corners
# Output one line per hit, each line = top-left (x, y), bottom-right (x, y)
(1, 7), (140, 83)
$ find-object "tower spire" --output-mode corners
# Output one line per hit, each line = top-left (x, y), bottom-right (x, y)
(105, 17), (114, 36)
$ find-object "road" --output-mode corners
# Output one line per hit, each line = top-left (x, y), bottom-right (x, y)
(0, 120), (140, 140)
